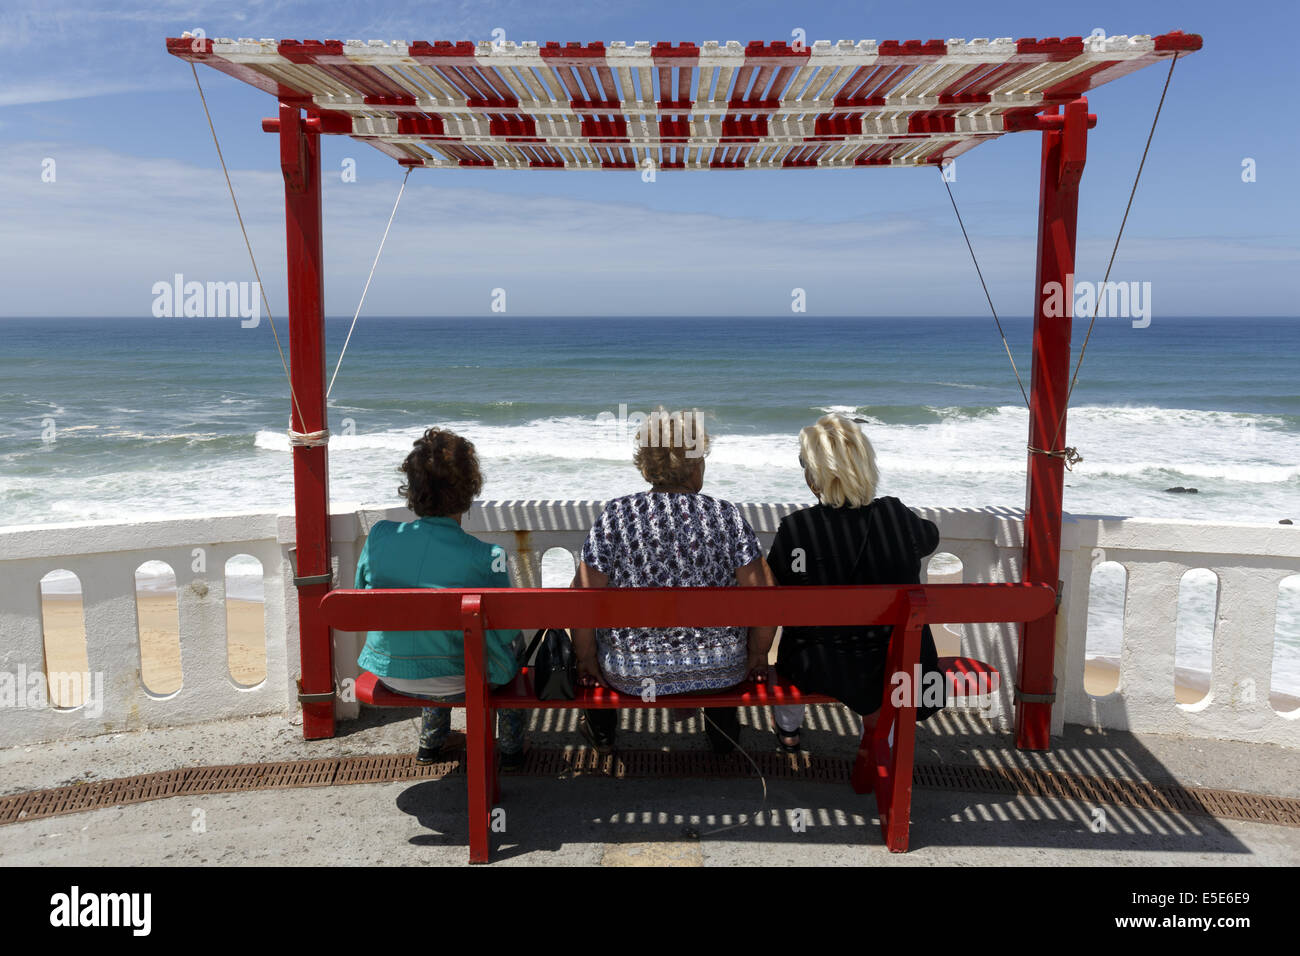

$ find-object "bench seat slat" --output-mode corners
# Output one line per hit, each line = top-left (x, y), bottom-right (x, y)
(354, 669), (837, 709)
(357, 661), (1003, 709)
(492, 670), (837, 709)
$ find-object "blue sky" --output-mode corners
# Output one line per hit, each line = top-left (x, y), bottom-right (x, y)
(1, 0), (1296, 317)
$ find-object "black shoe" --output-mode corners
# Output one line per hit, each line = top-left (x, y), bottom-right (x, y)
(499, 748), (526, 772)
(578, 713), (616, 754)
(415, 731), (466, 764)
(774, 725), (802, 753)
(703, 708), (741, 754)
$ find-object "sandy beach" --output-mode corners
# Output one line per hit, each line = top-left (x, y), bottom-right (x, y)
(40, 593), (266, 704)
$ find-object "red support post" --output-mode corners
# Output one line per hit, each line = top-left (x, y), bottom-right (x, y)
(463, 594), (496, 864)
(280, 102), (335, 740)
(847, 588), (923, 851)
(1016, 98), (1089, 750)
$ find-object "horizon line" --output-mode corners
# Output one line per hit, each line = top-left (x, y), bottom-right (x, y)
(3, 314), (1298, 321)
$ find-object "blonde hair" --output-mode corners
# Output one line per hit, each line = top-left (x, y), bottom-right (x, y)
(799, 414), (879, 508)
(633, 407), (710, 487)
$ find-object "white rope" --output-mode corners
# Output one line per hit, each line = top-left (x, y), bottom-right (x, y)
(327, 168), (412, 399)
(190, 62), (306, 432)
(288, 428), (331, 448)
(1027, 443), (1083, 470)
(1050, 52), (1181, 453)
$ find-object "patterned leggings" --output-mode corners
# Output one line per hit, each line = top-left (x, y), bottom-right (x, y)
(419, 705), (526, 755)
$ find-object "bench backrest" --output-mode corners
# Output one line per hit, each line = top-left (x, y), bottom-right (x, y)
(320, 582), (1055, 631)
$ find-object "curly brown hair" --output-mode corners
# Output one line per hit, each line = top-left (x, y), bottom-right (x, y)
(398, 427), (483, 517)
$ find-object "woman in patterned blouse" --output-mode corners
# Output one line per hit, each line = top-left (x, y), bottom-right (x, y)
(570, 408), (776, 753)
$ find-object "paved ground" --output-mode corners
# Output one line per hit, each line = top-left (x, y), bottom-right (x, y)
(3, 706), (1299, 866)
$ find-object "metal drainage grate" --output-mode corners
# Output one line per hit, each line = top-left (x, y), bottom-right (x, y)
(2, 749), (1297, 829)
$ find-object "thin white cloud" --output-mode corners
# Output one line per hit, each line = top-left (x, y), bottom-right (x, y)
(0, 0), (609, 105)
(0, 78), (178, 107)
(2, 140), (1296, 318)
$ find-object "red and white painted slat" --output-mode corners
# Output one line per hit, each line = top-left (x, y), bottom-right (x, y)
(168, 32), (1199, 170)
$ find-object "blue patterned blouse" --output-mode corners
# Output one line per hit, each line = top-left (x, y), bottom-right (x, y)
(580, 491), (762, 695)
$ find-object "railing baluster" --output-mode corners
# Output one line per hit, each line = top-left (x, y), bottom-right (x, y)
(1, 506), (1295, 747)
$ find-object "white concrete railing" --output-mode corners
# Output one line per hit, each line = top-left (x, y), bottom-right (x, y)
(0, 502), (1296, 749)
(0, 512), (289, 748)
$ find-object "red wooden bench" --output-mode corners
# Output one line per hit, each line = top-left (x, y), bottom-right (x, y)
(321, 582), (1054, 862)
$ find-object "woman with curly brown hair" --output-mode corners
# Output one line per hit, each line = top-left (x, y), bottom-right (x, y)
(355, 427), (527, 768)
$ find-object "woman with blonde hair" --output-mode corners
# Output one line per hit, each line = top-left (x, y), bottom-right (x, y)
(765, 413), (945, 752)
(570, 407), (776, 753)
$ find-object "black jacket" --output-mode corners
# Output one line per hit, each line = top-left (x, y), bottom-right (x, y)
(766, 496), (945, 720)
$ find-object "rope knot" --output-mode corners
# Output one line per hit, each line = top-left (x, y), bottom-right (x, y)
(289, 428), (330, 448)
(1027, 444), (1083, 471)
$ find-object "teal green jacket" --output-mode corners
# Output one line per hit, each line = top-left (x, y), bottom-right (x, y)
(354, 516), (521, 686)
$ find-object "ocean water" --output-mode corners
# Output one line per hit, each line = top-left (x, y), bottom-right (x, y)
(2, 316), (1297, 692)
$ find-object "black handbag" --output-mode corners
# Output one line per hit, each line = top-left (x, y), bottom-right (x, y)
(519, 628), (578, 700)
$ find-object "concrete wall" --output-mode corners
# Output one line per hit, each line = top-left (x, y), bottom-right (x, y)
(0, 511), (290, 745)
(1, 502), (1296, 748)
